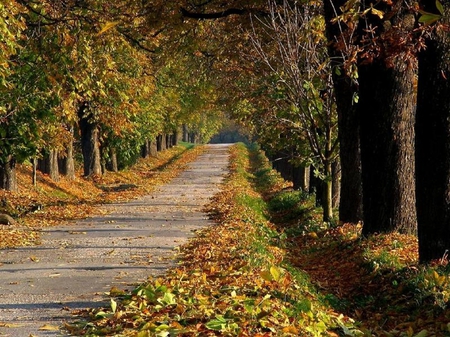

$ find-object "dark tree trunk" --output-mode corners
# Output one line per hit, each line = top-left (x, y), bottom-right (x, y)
(37, 149), (59, 181)
(141, 139), (150, 158)
(156, 135), (163, 152)
(359, 59), (417, 236)
(78, 103), (102, 177)
(324, 0), (363, 223)
(0, 156), (17, 191)
(273, 151), (293, 182)
(173, 130), (179, 146)
(37, 152), (50, 174)
(109, 148), (118, 172)
(416, 1), (450, 263)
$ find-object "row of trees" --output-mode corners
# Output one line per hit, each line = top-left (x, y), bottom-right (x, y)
(175, 0), (449, 263)
(0, 0), (225, 191)
(2, 0), (449, 263)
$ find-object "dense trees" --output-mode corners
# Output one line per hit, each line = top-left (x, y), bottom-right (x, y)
(2, 0), (450, 263)
(0, 0), (225, 186)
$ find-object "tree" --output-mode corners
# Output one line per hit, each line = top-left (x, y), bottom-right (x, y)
(416, 0), (450, 262)
(249, 0), (339, 221)
(323, 0), (363, 223)
(353, 0), (417, 235)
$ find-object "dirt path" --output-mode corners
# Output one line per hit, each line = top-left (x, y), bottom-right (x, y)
(0, 144), (231, 337)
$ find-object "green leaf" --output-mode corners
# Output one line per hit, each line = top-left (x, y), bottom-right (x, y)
(436, 0), (444, 15)
(413, 330), (428, 337)
(205, 315), (228, 331)
(418, 12), (441, 25)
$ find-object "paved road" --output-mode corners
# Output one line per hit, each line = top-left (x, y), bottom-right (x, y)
(0, 144), (231, 337)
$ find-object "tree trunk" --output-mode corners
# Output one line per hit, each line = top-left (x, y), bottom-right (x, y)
(416, 0), (450, 263)
(109, 148), (118, 172)
(323, 161), (333, 222)
(150, 141), (158, 157)
(37, 149), (59, 181)
(332, 159), (341, 209)
(359, 59), (417, 236)
(182, 124), (189, 142)
(156, 135), (163, 152)
(141, 139), (150, 158)
(49, 149), (59, 182)
(32, 158), (37, 186)
(161, 133), (168, 151)
(173, 130), (179, 146)
(63, 130), (76, 181)
(324, 0), (363, 223)
(78, 103), (102, 177)
(0, 156), (17, 191)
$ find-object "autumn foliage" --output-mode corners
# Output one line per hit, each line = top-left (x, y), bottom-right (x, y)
(64, 143), (450, 336)
(0, 144), (203, 249)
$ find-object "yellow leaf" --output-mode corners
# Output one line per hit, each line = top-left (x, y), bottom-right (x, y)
(282, 326), (299, 334)
(97, 21), (120, 35)
(308, 232), (318, 239)
(270, 266), (282, 282)
(38, 324), (60, 331)
(371, 7), (384, 19)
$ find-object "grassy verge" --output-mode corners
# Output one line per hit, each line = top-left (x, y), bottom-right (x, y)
(66, 143), (360, 336)
(0, 144), (202, 249)
(65, 143), (450, 336)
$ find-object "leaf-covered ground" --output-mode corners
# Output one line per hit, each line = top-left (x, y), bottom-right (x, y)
(4, 143), (450, 336)
(0, 144), (203, 249)
(66, 143), (450, 337)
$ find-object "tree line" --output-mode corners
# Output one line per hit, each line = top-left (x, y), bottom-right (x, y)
(177, 0), (450, 264)
(1, 0), (449, 264)
(0, 0), (225, 192)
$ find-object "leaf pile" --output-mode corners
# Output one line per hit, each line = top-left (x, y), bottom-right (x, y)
(0, 144), (203, 249)
(66, 143), (360, 336)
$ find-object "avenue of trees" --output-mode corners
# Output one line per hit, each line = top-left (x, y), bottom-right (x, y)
(1, 0), (449, 263)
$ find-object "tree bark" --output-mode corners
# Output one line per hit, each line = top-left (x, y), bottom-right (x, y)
(324, 0), (363, 223)
(37, 149), (59, 181)
(150, 141), (158, 157)
(0, 156), (17, 191)
(49, 149), (59, 182)
(182, 124), (189, 142)
(359, 59), (417, 236)
(156, 135), (163, 152)
(416, 1), (450, 263)
(141, 139), (150, 158)
(332, 159), (341, 209)
(78, 103), (102, 177)
(62, 129), (76, 181)
(109, 148), (118, 172)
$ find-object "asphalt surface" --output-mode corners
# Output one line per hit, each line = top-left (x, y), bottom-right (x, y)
(0, 144), (231, 336)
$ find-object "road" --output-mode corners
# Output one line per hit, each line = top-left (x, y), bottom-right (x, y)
(0, 144), (231, 337)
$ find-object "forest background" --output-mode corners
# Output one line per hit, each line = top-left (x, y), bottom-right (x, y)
(1, 0), (450, 334)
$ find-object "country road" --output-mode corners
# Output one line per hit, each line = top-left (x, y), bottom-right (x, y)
(0, 144), (231, 337)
